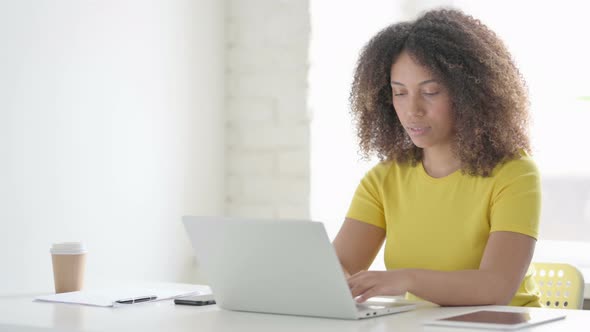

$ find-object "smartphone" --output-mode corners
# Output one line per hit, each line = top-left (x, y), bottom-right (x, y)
(174, 294), (216, 306)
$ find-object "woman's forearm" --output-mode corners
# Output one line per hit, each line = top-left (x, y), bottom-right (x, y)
(340, 264), (352, 278)
(405, 268), (515, 306)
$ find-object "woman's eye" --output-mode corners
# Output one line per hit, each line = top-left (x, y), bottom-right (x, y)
(423, 91), (439, 96)
(393, 92), (407, 96)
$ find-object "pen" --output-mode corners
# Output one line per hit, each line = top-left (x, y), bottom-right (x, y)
(115, 295), (157, 304)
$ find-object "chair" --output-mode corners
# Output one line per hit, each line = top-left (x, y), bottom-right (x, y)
(532, 262), (585, 309)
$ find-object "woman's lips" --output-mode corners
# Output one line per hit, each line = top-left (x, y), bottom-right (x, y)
(407, 126), (430, 136)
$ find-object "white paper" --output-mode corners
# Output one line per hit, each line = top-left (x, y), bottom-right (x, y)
(34, 283), (210, 307)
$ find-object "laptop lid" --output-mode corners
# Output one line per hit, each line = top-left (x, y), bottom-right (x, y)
(182, 216), (360, 319)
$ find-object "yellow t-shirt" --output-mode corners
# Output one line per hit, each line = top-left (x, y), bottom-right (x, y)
(346, 154), (542, 307)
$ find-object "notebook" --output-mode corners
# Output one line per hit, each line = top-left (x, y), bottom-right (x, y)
(34, 283), (210, 307)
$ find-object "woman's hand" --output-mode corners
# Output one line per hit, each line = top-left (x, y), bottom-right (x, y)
(347, 270), (412, 303)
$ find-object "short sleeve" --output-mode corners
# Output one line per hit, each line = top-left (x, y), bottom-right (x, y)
(345, 163), (388, 229)
(490, 157), (541, 239)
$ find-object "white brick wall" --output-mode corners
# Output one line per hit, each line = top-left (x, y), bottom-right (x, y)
(225, 0), (310, 219)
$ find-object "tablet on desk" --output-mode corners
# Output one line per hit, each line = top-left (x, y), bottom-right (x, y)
(424, 310), (566, 330)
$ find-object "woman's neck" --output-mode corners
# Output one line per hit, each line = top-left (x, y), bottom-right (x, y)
(422, 147), (461, 178)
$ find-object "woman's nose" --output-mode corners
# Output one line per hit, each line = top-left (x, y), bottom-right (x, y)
(407, 96), (425, 117)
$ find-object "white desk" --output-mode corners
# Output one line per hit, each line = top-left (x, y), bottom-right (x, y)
(1, 292), (589, 331)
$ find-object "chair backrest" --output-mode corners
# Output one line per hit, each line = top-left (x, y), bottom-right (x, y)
(532, 262), (585, 309)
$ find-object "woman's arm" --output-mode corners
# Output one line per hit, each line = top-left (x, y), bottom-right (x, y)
(348, 231), (536, 305)
(333, 218), (385, 277)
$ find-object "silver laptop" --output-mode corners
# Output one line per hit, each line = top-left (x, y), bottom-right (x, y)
(182, 216), (417, 320)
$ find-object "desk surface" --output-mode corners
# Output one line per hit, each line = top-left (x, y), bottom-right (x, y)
(1, 292), (589, 332)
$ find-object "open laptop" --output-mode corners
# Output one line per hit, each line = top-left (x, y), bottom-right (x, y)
(182, 216), (417, 320)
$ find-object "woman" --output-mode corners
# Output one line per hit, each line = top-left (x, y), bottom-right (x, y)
(334, 8), (541, 307)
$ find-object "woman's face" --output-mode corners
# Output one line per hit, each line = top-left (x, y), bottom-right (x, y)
(390, 51), (455, 151)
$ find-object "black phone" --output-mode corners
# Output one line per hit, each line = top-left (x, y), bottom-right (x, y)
(174, 294), (216, 306)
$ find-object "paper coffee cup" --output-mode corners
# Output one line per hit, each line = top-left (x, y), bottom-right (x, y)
(50, 242), (87, 294)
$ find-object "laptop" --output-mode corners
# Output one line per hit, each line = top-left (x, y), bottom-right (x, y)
(182, 216), (417, 320)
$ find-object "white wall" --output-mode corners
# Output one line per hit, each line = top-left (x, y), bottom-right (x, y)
(225, 0), (310, 219)
(0, 0), (225, 293)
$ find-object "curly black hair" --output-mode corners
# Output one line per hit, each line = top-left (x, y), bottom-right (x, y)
(350, 8), (530, 176)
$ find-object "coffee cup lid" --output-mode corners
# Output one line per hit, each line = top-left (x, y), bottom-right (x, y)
(50, 242), (87, 255)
